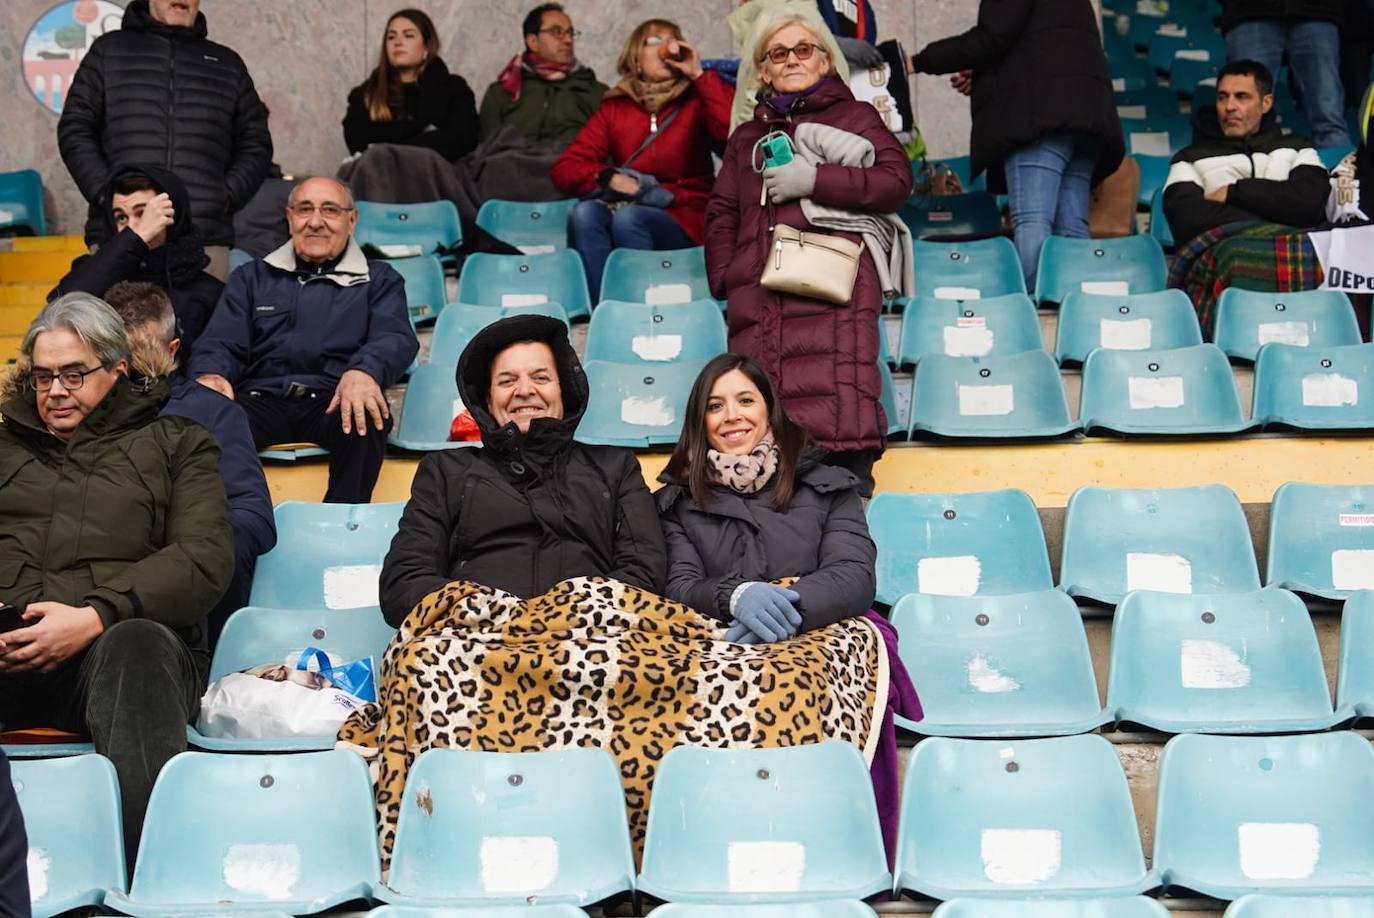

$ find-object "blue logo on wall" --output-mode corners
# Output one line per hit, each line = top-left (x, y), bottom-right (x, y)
(23, 1), (125, 114)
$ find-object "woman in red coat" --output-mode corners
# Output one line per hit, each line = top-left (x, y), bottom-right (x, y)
(551, 19), (732, 302)
(704, 14), (911, 495)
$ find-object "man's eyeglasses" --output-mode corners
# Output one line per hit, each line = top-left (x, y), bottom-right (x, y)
(539, 26), (579, 40)
(28, 365), (108, 392)
(761, 41), (822, 65)
(287, 203), (354, 220)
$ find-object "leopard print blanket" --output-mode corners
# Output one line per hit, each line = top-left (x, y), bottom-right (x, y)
(336, 576), (889, 870)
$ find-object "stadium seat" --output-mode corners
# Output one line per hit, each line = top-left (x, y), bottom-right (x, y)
(896, 735), (1155, 899)
(377, 747), (634, 907)
(1147, 31), (1222, 75)
(897, 294), (1042, 366)
(877, 359), (908, 435)
(1223, 895), (1374, 918)
(228, 247), (253, 273)
(1169, 57), (1218, 97)
(1110, 58), (1156, 94)
(1059, 484), (1260, 604)
(934, 899), (1170, 918)
(355, 200), (462, 259)
(867, 489), (1053, 606)
(105, 751), (380, 916)
(457, 250), (592, 320)
(1106, 588), (1346, 733)
(0, 169), (47, 235)
(1054, 289), (1200, 364)
(13, 754), (126, 918)
(1267, 482), (1374, 600)
(900, 192), (1003, 242)
(909, 350), (1077, 439)
(933, 156), (986, 193)
(1079, 343), (1254, 435)
(1214, 288), (1360, 362)
(653, 905), (878, 918)
(889, 590), (1110, 736)
(638, 742), (891, 903)
(576, 358), (705, 447)
(599, 246), (714, 306)
(1336, 591), (1374, 721)
(187, 605), (396, 752)
(911, 237), (1027, 301)
(389, 363), (475, 452)
(366, 907), (589, 917)
(1318, 146), (1357, 170)
(1152, 732), (1374, 898)
(584, 299), (727, 364)
(389, 254), (449, 324)
(1252, 342), (1374, 431)
(249, 501), (404, 610)
(257, 443), (329, 461)
(1135, 153), (1173, 208)
(1034, 236), (1168, 306)
(1114, 86), (1181, 122)
(1121, 115), (1192, 157)
(427, 301), (570, 367)
(474, 198), (575, 253)
(1148, 187), (1175, 251)
(1, 728), (93, 759)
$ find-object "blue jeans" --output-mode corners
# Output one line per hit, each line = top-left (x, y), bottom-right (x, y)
(1003, 133), (1096, 291)
(568, 201), (693, 302)
(1227, 20), (1351, 148)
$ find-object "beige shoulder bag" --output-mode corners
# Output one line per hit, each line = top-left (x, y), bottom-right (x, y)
(759, 223), (863, 305)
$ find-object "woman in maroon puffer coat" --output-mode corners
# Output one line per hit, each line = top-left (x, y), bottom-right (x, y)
(705, 13), (911, 495)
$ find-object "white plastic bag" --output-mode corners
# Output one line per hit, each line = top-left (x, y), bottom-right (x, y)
(197, 649), (372, 740)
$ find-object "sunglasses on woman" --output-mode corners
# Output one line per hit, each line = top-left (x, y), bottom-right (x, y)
(761, 41), (822, 65)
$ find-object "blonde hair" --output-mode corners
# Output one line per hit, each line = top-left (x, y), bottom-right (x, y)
(616, 18), (684, 79)
(752, 15), (834, 93)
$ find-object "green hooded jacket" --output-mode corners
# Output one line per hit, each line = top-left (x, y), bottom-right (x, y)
(477, 64), (607, 149)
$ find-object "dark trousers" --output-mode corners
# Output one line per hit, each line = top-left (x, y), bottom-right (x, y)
(826, 449), (880, 498)
(0, 620), (204, 862)
(239, 391), (390, 504)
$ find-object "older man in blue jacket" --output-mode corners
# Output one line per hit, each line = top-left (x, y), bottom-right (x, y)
(190, 177), (418, 503)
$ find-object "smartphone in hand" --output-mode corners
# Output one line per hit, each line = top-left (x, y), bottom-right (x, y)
(0, 603), (25, 635)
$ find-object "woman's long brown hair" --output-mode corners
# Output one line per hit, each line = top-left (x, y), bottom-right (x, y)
(363, 9), (441, 122)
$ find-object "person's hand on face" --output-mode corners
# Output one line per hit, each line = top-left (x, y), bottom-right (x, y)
(645, 33), (704, 82)
(488, 341), (564, 433)
(286, 178), (357, 264)
(112, 188), (173, 250)
(705, 368), (769, 455)
(29, 329), (126, 442)
(760, 22), (830, 95)
(0, 602), (104, 674)
(327, 369), (389, 436)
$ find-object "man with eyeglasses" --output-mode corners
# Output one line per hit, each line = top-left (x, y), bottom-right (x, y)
(190, 176), (418, 504)
(0, 292), (233, 859)
(477, 2), (607, 149)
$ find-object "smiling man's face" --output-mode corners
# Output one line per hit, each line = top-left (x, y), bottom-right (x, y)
(488, 340), (564, 433)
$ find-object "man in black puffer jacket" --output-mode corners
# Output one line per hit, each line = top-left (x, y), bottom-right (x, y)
(58, 0), (272, 267)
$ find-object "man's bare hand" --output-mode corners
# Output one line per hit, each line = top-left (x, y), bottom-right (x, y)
(607, 173), (641, 196)
(1203, 185), (1230, 204)
(130, 192), (176, 245)
(326, 369), (388, 435)
(0, 602), (104, 674)
(950, 70), (973, 96)
(196, 373), (235, 400)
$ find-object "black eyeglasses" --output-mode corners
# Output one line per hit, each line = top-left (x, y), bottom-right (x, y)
(762, 41), (822, 65)
(28, 365), (109, 392)
(539, 26), (579, 39)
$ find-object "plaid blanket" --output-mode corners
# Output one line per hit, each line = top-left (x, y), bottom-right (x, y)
(1168, 221), (1325, 336)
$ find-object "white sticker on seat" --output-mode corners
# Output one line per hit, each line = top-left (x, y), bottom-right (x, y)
(1100, 318), (1153, 351)
(322, 564), (382, 610)
(517, 244), (556, 255)
(621, 395), (674, 426)
(222, 843), (300, 900)
(1117, 104), (1147, 120)
(1128, 375), (1186, 409)
(481, 836), (559, 893)
(981, 829), (1062, 885)
(1238, 823), (1321, 880)
(1113, 78), (1126, 91)
(1176, 48), (1211, 61)
(27, 849), (49, 902)
(1130, 131), (1172, 157)
(1126, 552), (1193, 593)
(728, 840), (805, 893)
(376, 244), (423, 258)
(631, 334), (683, 361)
(1081, 280), (1131, 296)
(452, 398), (465, 419)
(943, 325), (995, 357)
(1257, 321), (1310, 347)
(933, 286), (982, 301)
(967, 653), (1021, 693)
(1302, 374), (1358, 407)
(1181, 639), (1251, 689)
(1332, 549), (1374, 590)
(645, 283), (693, 305)
(1339, 513), (1374, 527)
(957, 383), (1015, 416)
(0, 209), (14, 225)
(502, 293), (548, 307)
(917, 555), (982, 596)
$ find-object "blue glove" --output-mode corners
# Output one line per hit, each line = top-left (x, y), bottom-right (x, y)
(725, 583), (802, 643)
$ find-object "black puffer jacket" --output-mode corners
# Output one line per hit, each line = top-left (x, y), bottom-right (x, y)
(378, 315), (667, 626)
(57, 0), (273, 247)
(343, 56), (480, 161)
(1219, 0), (1343, 30)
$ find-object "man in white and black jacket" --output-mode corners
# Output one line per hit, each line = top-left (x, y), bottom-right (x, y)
(1163, 59), (1330, 246)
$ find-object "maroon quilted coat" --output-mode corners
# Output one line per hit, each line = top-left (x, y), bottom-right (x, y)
(705, 78), (911, 453)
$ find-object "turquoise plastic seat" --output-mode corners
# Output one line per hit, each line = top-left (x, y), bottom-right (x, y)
(867, 489), (1053, 606)
(1336, 591), (1374, 720)
(909, 350), (1077, 439)
(889, 590), (1110, 736)
(1111, 57), (1157, 93)
(900, 192), (1003, 241)
(1268, 483), (1374, 600)
(934, 898), (1170, 918)
(13, 754), (126, 918)
(911, 238), (1027, 301)
(367, 907), (588, 917)
(1121, 117), (1192, 157)
(584, 299), (726, 364)
(1153, 732), (1374, 898)
(388, 255), (448, 325)
(377, 748), (634, 907)
(1034, 236), (1168, 306)
(1253, 342), (1374, 430)
(1149, 188), (1175, 251)
(1318, 146), (1358, 170)
(1148, 32), (1220, 74)
(879, 359), (908, 435)
(0, 169), (47, 235)
(187, 606), (396, 752)
(457, 250), (591, 320)
(1106, 588), (1346, 733)
(600, 246), (713, 306)
(257, 444), (329, 461)
(1215, 288), (1359, 362)
(2, 738), (94, 759)
(653, 904), (878, 917)
(896, 735), (1155, 899)
(106, 751), (380, 916)
(1169, 57), (1219, 97)
(576, 358), (705, 447)
(1115, 86), (1181, 122)
(897, 294), (1041, 367)
(1135, 153), (1173, 207)
(427, 301), (570, 367)
(934, 156), (986, 192)
(249, 501), (404, 610)
(474, 198), (575, 253)
(1079, 343), (1253, 435)
(228, 247), (254, 273)
(389, 363), (474, 451)
(356, 199), (462, 258)
(638, 742), (891, 903)
(1059, 484), (1260, 604)
(1225, 895), (1374, 917)
(1054, 289), (1200, 365)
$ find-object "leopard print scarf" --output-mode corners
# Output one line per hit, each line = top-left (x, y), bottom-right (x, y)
(705, 432), (778, 494)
